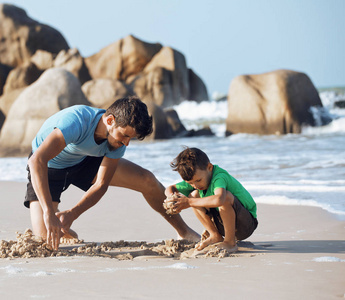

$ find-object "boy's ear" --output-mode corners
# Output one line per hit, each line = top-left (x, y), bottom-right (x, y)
(207, 162), (213, 171)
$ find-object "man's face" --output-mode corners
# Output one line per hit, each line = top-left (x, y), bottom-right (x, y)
(106, 125), (137, 151)
(185, 164), (213, 191)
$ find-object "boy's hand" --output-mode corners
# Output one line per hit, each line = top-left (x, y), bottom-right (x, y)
(173, 194), (190, 213)
(163, 193), (190, 214)
(163, 193), (185, 214)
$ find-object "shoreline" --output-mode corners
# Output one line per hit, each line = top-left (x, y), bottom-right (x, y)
(0, 181), (344, 299)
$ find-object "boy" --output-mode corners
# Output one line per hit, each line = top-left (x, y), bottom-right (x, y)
(165, 147), (258, 252)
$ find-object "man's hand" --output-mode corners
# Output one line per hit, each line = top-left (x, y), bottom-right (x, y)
(56, 210), (75, 235)
(43, 211), (62, 250)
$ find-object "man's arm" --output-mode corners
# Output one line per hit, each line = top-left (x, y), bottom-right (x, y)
(56, 156), (119, 232)
(28, 128), (67, 250)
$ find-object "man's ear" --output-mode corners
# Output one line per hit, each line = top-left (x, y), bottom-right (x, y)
(106, 114), (115, 126)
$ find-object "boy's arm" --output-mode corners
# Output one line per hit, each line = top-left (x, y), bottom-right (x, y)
(164, 184), (180, 197)
(171, 188), (231, 213)
(56, 156), (119, 233)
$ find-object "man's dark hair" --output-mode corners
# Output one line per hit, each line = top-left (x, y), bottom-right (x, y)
(170, 147), (210, 181)
(105, 96), (153, 140)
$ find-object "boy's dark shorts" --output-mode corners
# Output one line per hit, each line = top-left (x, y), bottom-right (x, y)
(206, 196), (258, 240)
(24, 154), (103, 208)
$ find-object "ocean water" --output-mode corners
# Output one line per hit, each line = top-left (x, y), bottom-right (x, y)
(0, 90), (344, 218)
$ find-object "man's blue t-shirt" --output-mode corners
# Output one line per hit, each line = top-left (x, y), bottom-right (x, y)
(32, 105), (126, 169)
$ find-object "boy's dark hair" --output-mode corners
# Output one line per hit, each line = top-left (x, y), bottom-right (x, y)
(105, 96), (153, 140)
(170, 147), (210, 181)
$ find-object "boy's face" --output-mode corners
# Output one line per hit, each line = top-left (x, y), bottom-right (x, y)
(185, 163), (213, 191)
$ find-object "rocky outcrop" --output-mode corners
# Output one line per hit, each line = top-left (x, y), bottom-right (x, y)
(0, 109), (5, 131)
(86, 37), (209, 107)
(146, 102), (173, 140)
(226, 69), (326, 135)
(188, 69), (208, 102)
(0, 4), (69, 68)
(0, 87), (25, 116)
(0, 4), (211, 156)
(0, 68), (89, 155)
(0, 63), (11, 96)
(54, 48), (91, 85)
(3, 62), (43, 94)
(82, 78), (132, 109)
(85, 35), (162, 81)
(30, 50), (55, 70)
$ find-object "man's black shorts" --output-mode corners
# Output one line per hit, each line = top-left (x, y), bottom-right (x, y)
(24, 154), (103, 208)
(206, 196), (258, 241)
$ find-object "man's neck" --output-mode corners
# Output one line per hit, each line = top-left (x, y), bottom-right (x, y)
(94, 114), (107, 143)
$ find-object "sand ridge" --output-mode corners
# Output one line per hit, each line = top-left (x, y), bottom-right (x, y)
(0, 229), (263, 260)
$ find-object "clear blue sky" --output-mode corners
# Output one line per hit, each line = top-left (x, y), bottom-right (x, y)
(5, 0), (345, 95)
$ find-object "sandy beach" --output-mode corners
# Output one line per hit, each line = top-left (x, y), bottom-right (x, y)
(0, 181), (344, 299)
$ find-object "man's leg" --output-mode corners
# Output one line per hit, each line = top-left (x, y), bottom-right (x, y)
(106, 158), (200, 241)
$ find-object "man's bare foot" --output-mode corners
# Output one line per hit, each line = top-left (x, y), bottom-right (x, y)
(60, 229), (80, 244)
(214, 241), (238, 253)
(177, 228), (200, 242)
(195, 234), (223, 250)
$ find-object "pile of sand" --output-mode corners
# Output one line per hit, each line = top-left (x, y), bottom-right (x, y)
(0, 229), (259, 260)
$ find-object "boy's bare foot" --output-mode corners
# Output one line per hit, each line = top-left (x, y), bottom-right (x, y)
(214, 241), (238, 253)
(177, 228), (201, 242)
(201, 230), (210, 241)
(195, 234), (223, 250)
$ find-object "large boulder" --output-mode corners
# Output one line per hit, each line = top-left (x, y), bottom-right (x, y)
(140, 46), (190, 105)
(54, 48), (91, 85)
(0, 68), (89, 155)
(82, 78), (132, 109)
(0, 109), (5, 131)
(145, 102), (173, 140)
(188, 69), (208, 102)
(0, 63), (11, 96)
(130, 67), (175, 107)
(3, 62), (43, 94)
(0, 87), (25, 116)
(0, 4), (69, 68)
(164, 108), (188, 137)
(85, 35), (162, 81)
(226, 69), (326, 135)
(30, 50), (55, 70)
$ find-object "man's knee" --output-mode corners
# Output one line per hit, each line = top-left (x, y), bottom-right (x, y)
(138, 168), (162, 193)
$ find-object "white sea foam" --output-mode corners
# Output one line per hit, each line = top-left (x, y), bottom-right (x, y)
(245, 183), (345, 193)
(31, 271), (53, 276)
(0, 91), (344, 217)
(313, 256), (345, 262)
(1, 265), (24, 275)
(254, 195), (345, 216)
(98, 263), (197, 272)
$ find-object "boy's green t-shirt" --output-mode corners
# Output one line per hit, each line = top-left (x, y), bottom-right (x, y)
(175, 165), (257, 218)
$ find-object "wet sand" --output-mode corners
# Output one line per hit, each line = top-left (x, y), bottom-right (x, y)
(0, 181), (344, 299)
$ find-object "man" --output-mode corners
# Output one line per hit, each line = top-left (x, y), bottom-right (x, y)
(25, 96), (199, 250)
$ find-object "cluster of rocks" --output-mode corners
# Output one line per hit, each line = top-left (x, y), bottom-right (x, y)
(0, 4), (331, 156)
(0, 4), (210, 156)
